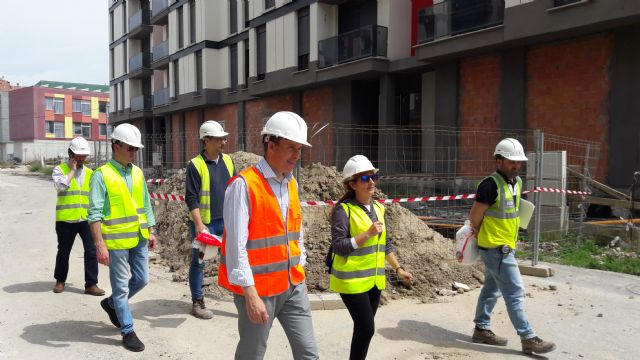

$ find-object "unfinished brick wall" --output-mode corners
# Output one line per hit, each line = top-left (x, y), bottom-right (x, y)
(244, 94), (294, 155)
(205, 103), (239, 152)
(458, 54), (503, 178)
(184, 110), (200, 162)
(526, 33), (612, 181)
(302, 86), (334, 165)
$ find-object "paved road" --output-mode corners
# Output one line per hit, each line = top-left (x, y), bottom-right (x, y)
(1, 168), (639, 359)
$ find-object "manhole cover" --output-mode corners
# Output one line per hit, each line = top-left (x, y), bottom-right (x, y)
(626, 284), (640, 295)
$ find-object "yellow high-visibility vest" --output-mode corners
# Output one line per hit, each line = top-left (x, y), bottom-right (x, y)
(55, 163), (92, 222)
(477, 172), (522, 249)
(188, 153), (234, 224)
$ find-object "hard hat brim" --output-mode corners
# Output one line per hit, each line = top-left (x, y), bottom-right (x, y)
(72, 149), (91, 155)
(504, 154), (528, 161)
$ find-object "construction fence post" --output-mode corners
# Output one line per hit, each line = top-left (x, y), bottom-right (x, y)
(577, 144), (590, 246)
(531, 130), (544, 266)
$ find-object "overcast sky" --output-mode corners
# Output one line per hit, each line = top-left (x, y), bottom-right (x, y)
(0, 0), (109, 87)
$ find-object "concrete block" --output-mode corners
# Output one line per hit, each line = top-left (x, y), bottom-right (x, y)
(307, 293), (324, 311)
(518, 262), (555, 277)
(320, 293), (346, 310)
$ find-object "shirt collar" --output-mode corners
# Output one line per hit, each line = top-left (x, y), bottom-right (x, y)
(109, 159), (132, 173)
(256, 157), (292, 182)
(200, 150), (220, 163)
(496, 169), (516, 185)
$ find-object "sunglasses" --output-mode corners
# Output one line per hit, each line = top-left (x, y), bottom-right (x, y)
(122, 145), (139, 152)
(358, 174), (379, 182)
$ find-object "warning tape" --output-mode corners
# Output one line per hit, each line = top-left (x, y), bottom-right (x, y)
(149, 187), (590, 205)
(147, 179), (166, 185)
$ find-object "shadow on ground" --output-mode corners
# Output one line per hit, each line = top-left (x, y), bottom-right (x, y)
(3, 281), (84, 294)
(20, 320), (121, 348)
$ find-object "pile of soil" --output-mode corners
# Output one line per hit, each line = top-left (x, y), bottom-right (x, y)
(151, 151), (482, 302)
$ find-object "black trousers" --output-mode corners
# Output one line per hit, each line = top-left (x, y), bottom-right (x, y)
(54, 221), (99, 287)
(340, 286), (382, 360)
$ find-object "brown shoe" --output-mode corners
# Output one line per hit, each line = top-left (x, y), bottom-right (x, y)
(472, 327), (508, 346)
(84, 285), (105, 296)
(522, 336), (556, 354)
(53, 282), (65, 293)
(191, 298), (213, 319)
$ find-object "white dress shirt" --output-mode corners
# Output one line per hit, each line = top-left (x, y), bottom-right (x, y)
(223, 157), (306, 288)
(52, 162), (86, 192)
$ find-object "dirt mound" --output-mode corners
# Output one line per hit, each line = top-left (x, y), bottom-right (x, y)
(151, 152), (481, 302)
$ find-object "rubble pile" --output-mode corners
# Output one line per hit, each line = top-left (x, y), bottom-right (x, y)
(151, 151), (482, 302)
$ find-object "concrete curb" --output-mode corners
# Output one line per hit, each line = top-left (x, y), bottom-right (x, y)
(518, 261), (555, 277)
(308, 293), (345, 310)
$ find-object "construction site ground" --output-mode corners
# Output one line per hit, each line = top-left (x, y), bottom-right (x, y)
(1, 169), (639, 360)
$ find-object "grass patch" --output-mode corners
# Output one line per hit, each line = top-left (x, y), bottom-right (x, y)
(28, 161), (53, 176)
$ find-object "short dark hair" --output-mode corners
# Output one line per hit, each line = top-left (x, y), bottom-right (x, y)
(262, 135), (281, 155)
(111, 140), (121, 152)
(68, 149), (74, 158)
(495, 154), (505, 161)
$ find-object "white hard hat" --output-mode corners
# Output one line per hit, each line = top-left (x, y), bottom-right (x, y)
(200, 120), (229, 139)
(261, 111), (311, 147)
(112, 123), (144, 148)
(494, 138), (527, 161)
(342, 155), (378, 181)
(69, 137), (90, 155)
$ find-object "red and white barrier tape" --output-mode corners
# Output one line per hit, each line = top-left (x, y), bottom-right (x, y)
(147, 179), (167, 184)
(149, 187), (590, 205)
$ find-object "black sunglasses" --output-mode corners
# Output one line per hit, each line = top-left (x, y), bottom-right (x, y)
(124, 145), (139, 152)
(358, 174), (379, 182)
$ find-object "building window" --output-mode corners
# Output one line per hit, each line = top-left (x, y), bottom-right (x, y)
(173, 60), (180, 98)
(190, 0), (196, 44)
(297, 6), (310, 71)
(81, 100), (91, 116)
(53, 98), (64, 115)
(73, 99), (82, 112)
(110, 11), (114, 42)
(45, 97), (54, 110)
(119, 83), (125, 110)
(113, 86), (119, 111)
(82, 123), (91, 138)
(99, 124), (108, 136)
(178, 6), (184, 48)
(243, 0), (249, 28)
(123, 40), (128, 72)
(195, 50), (202, 95)
(265, 0), (274, 10)
(230, 44), (238, 90)
(54, 122), (64, 138)
(110, 49), (115, 79)
(244, 39), (249, 88)
(45, 121), (54, 134)
(122, 1), (127, 33)
(74, 123), (83, 135)
(99, 102), (107, 113)
(230, 0), (238, 34)
(256, 25), (266, 80)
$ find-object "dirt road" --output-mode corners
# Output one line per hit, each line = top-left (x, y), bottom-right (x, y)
(1, 168), (639, 359)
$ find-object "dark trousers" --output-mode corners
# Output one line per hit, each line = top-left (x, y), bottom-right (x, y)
(340, 286), (382, 360)
(54, 221), (99, 288)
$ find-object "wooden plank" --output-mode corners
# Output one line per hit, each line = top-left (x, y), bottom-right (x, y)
(566, 167), (630, 200)
(587, 196), (640, 208)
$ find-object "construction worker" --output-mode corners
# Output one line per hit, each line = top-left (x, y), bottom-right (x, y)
(88, 123), (157, 352)
(330, 155), (413, 360)
(219, 111), (319, 360)
(185, 120), (236, 319)
(51, 137), (104, 296)
(469, 138), (556, 355)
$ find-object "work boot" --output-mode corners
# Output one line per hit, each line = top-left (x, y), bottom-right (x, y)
(472, 327), (508, 346)
(191, 298), (213, 319)
(84, 285), (105, 296)
(53, 282), (65, 293)
(521, 336), (556, 354)
(122, 331), (145, 352)
(100, 298), (122, 328)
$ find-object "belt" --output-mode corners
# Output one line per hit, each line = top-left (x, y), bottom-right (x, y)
(478, 245), (513, 255)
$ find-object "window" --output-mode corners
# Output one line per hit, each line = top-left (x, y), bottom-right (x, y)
(45, 97), (54, 110)
(122, 1), (127, 33)
(123, 40), (128, 72)
(81, 100), (91, 116)
(99, 124), (108, 136)
(110, 12), (114, 42)
(53, 98), (64, 115)
(230, 0), (238, 34)
(243, 0), (249, 28)
(45, 121), (54, 134)
(244, 39), (249, 87)
(297, 7), (310, 71)
(230, 44), (238, 90)
(82, 123), (91, 138)
(190, 0), (196, 44)
(195, 51), (202, 95)
(99, 102), (107, 113)
(119, 83), (125, 110)
(265, 0), (274, 10)
(73, 99), (82, 112)
(54, 122), (64, 138)
(173, 60), (180, 98)
(256, 25), (266, 80)
(74, 123), (83, 135)
(113, 86), (119, 111)
(178, 6), (184, 48)
(110, 49), (115, 79)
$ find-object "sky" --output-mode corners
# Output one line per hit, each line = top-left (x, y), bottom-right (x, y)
(0, 0), (109, 87)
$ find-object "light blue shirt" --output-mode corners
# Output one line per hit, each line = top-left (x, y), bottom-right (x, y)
(88, 159), (156, 228)
(223, 157), (306, 287)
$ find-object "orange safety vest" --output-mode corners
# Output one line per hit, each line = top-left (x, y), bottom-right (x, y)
(218, 166), (305, 297)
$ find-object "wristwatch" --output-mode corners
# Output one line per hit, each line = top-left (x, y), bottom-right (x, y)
(394, 266), (405, 273)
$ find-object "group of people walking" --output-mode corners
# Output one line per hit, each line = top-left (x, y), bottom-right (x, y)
(51, 111), (555, 358)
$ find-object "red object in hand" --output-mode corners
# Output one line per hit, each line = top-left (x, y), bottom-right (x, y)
(195, 232), (222, 247)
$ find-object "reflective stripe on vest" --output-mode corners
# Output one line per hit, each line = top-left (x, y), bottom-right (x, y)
(218, 166), (304, 297)
(188, 153), (234, 224)
(99, 163), (149, 250)
(477, 172), (521, 249)
(329, 202), (387, 294)
(55, 163), (93, 222)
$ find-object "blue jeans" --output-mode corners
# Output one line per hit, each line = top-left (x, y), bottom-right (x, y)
(189, 218), (224, 302)
(474, 248), (536, 339)
(107, 237), (149, 336)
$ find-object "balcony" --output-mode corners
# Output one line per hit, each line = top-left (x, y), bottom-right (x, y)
(151, 0), (169, 25)
(318, 25), (388, 69)
(417, 0), (504, 44)
(153, 88), (170, 108)
(131, 95), (152, 113)
(151, 40), (169, 69)
(129, 52), (153, 79)
(128, 9), (152, 39)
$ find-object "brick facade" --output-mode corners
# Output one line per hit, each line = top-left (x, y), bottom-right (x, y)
(244, 94), (294, 155)
(302, 86), (334, 165)
(205, 103), (239, 152)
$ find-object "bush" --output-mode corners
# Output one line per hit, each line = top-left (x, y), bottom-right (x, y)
(28, 161), (42, 172)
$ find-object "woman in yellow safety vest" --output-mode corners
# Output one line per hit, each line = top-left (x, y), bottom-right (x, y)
(329, 155), (413, 360)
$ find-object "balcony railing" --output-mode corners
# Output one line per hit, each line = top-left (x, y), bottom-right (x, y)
(318, 24), (388, 69)
(153, 88), (170, 107)
(417, 0), (504, 44)
(152, 0), (169, 18)
(129, 9), (151, 32)
(131, 95), (152, 112)
(129, 52), (152, 72)
(152, 40), (169, 62)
